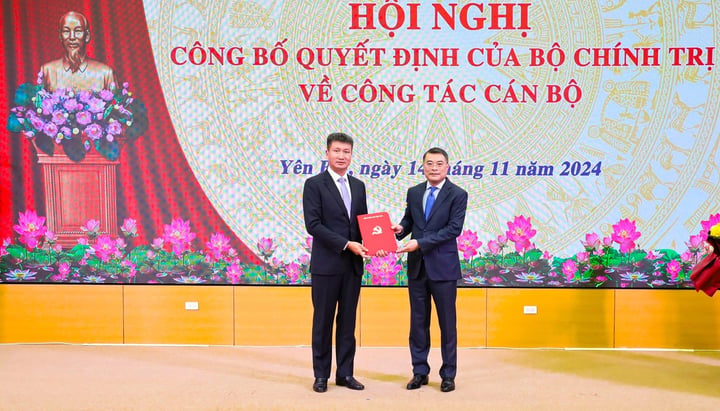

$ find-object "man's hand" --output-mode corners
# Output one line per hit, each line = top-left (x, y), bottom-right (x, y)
(391, 224), (403, 235)
(347, 241), (369, 258)
(397, 239), (419, 253)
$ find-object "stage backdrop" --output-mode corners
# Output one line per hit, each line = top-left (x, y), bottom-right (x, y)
(1, 0), (719, 288)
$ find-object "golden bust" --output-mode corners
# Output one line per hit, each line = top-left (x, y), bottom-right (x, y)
(40, 11), (117, 92)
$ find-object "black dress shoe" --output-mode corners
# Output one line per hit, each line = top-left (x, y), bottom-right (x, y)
(406, 374), (429, 390)
(440, 377), (455, 392)
(336, 376), (365, 390)
(313, 378), (328, 393)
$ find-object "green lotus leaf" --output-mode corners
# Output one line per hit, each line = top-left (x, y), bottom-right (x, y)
(62, 138), (86, 162)
(6, 113), (23, 133)
(125, 100), (148, 140)
(34, 133), (54, 156)
(94, 138), (120, 161)
(14, 83), (39, 106)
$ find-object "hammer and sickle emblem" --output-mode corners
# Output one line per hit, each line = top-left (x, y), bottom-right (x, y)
(372, 225), (382, 235)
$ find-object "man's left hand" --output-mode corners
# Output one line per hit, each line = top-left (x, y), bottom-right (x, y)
(347, 241), (369, 258)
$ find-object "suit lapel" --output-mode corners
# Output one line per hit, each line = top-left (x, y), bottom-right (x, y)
(411, 183), (426, 227)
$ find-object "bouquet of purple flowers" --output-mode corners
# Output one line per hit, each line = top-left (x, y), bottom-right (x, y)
(7, 72), (148, 162)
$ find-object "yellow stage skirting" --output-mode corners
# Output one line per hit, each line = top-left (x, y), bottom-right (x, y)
(1, 285), (720, 349)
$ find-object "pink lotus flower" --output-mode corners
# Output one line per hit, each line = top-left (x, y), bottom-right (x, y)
(45, 231), (57, 244)
(457, 230), (482, 260)
(666, 260), (681, 281)
(81, 219), (101, 237)
(121, 218), (138, 237)
(562, 259), (578, 282)
(226, 262), (243, 284)
(602, 236), (613, 247)
(611, 219), (641, 253)
(581, 233), (601, 250)
(13, 210), (48, 249)
(93, 235), (117, 263)
(269, 257), (284, 270)
(257, 237), (277, 259)
(58, 262), (70, 276)
(680, 251), (695, 263)
(576, 251), (590, 263)
(120, 260), (137, 277)
(297, 254), (310, 265)
(0, 238), (10, 256)
(365, 254), (401, 285)
(487, 240), (501, 255)
(151, 237), (164, 250)
(685, 234), (705, 253)
(163, 218), (197, 256)
(205, 233), (232, 262)
(285, 261), (302, 284)
(506, 215), (536, 253)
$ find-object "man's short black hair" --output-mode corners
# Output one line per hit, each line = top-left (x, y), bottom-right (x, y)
(423, 147), (448, 163)
(327, 132), (354, 149)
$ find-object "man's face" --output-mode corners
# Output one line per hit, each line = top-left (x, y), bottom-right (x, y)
(60, 14), (88, 55)
(326, 141), (353, 175)
(423, 152), (449, 185)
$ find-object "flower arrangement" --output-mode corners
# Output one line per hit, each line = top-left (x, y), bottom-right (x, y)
(0, 209), (715, 288)
(6, 73), (148, 162)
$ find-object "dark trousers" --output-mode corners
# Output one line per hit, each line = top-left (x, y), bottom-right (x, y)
(408, 265), (458, 378)
(311, 271), (361, 378)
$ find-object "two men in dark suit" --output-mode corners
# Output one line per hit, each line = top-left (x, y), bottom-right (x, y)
(393, 147), (468, 393)
(302, 132), (368, 393)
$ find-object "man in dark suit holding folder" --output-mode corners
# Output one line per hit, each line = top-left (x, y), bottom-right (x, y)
(303, 132), (368, 393)
(393, 147), (468, 393)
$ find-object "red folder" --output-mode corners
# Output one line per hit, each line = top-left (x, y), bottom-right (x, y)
(357, 212), (398, 256)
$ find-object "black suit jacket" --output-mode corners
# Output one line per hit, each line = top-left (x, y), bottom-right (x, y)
(303, 171), (368, 276)
(398, 178), (468, 281)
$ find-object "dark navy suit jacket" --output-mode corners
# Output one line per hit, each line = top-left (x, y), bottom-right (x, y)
(303, 171), (367, 276)
(398, 178), (468, 281)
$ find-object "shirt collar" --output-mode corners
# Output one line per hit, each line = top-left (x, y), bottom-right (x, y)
(327, 168), (347, 182)
(426, 179), (446, 192)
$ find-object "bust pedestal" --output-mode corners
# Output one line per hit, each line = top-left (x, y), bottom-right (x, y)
(34, 144), (119, 248)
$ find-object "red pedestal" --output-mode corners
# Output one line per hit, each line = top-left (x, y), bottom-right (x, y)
(35, 147), (119, 248)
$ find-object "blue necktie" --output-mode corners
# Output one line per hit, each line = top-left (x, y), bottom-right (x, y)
(425, 186), (437, 221)
(338, 177), (352, 217)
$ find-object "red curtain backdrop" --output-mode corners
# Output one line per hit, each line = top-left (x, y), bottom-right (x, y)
(0, 0), (260, 264)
